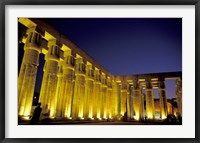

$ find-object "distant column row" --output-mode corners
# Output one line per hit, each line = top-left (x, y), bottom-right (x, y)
(118, 79), (169, 121)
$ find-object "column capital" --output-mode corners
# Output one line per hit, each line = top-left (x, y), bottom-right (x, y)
(75, 57), (86, 75)
(63, 51), (75, 70)
(133, 82), (140, 90)
(48, 39), (63, 48)
(121, 83), (128, 92)
(86, 63), (95, 80)
(94, 69), (101, 83)
(45, 39), (64, 62)
(107, 77), (112, 89)
(176, 77), (182, 82)
(158, 80), (165, 89)
(26, 26), (45, 36)
(101, 73), (107, 86)
(146, 81), (152, 89)
(24, 27), (47, 53)
(127, 84), (133, 96)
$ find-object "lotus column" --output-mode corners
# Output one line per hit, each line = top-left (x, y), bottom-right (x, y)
(18, 26), (46, 117)
(132, 81), (142, 120)
(93, 69), (101, 119)
(121, 83), (128, 116)
(71, 55), (86, 119)
(39, 39), (63, 118)
(100, 74), (107, 119)
(176, 78), (182, 117)
(126, 83), (133, 120)
(84, 63), (95, 119)
(158, 79), (167, 119)
(112, 80), (118, 117)
(56, 50), (75, 119)
(106, 77), (113, 119)
(145, 81), (155, 119)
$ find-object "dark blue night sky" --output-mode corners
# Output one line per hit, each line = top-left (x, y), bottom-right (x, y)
(19, 18), (182, 99)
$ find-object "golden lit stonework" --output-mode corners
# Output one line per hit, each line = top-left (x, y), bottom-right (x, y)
(18, 18), (182, 124)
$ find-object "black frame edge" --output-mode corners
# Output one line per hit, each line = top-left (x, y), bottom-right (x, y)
(1, 138), (199, 143)
(0, 0), (200, 5)
(195, 1), (200, 142)
(0, 0), (5, 143)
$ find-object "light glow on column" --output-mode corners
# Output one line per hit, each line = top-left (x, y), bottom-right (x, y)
(97, 112), (101, 119)
(103, 112), (107, 119)
(134, 114), (140, 120)
(146, 112), (153, 119)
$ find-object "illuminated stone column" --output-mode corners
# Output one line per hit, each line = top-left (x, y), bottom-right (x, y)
(130, 85), (135, 119)
(84, 63), (94, 119)
(116, 82), (122, 117)
(18, 26), (46, 117)
(121, 83), (128, 116)
(145, 81), (155, 119)
(93, 68), (101, 119)
(55, 63), (64, 119)
(112, 80), (118, 117)
(140, 93), (145, 120)
(71, 55), (86, 119)
(39, 39), (63, 118)
(158, 79), (167, 119)
(176, 78), (182, 116)
(56, 50), (75, 119)
(97, 72), (104, 119)
(126, 83), (133, 120)
(132, 82), (141, 120)
(107, 77), (113, 119)
(101, 74), (108, 119)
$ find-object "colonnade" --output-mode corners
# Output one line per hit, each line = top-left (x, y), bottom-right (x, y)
(18, 25), (118, 120)
(118, 77), (182, 120)
(18, 18), (182, 121)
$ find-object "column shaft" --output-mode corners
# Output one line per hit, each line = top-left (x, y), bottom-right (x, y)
(84, 64), (94, 119)
(39, 40), (62, 118)
(40, 61), (59, 117)
(94, 82), (101, 119)
(132, 82), (141, 120)
(159, 80), (167, 119)
(176, 78), (182, 116)
(85, 79), (94, 119)
(121, 84), (127, 116)
(56, 53), (75, 119)
(71, 57), (86, 119)
(140, 93), (145, 120)
(63, 69), (74, 118)
(112, 81), (118, 117)
(117, 83), (122, 116)
(107, 88), (112, 118)
(55, 65), (63, 118)
(102, 85), (107, 119)
(126, 84), (132, 120)
(145, 81), (155, 119)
